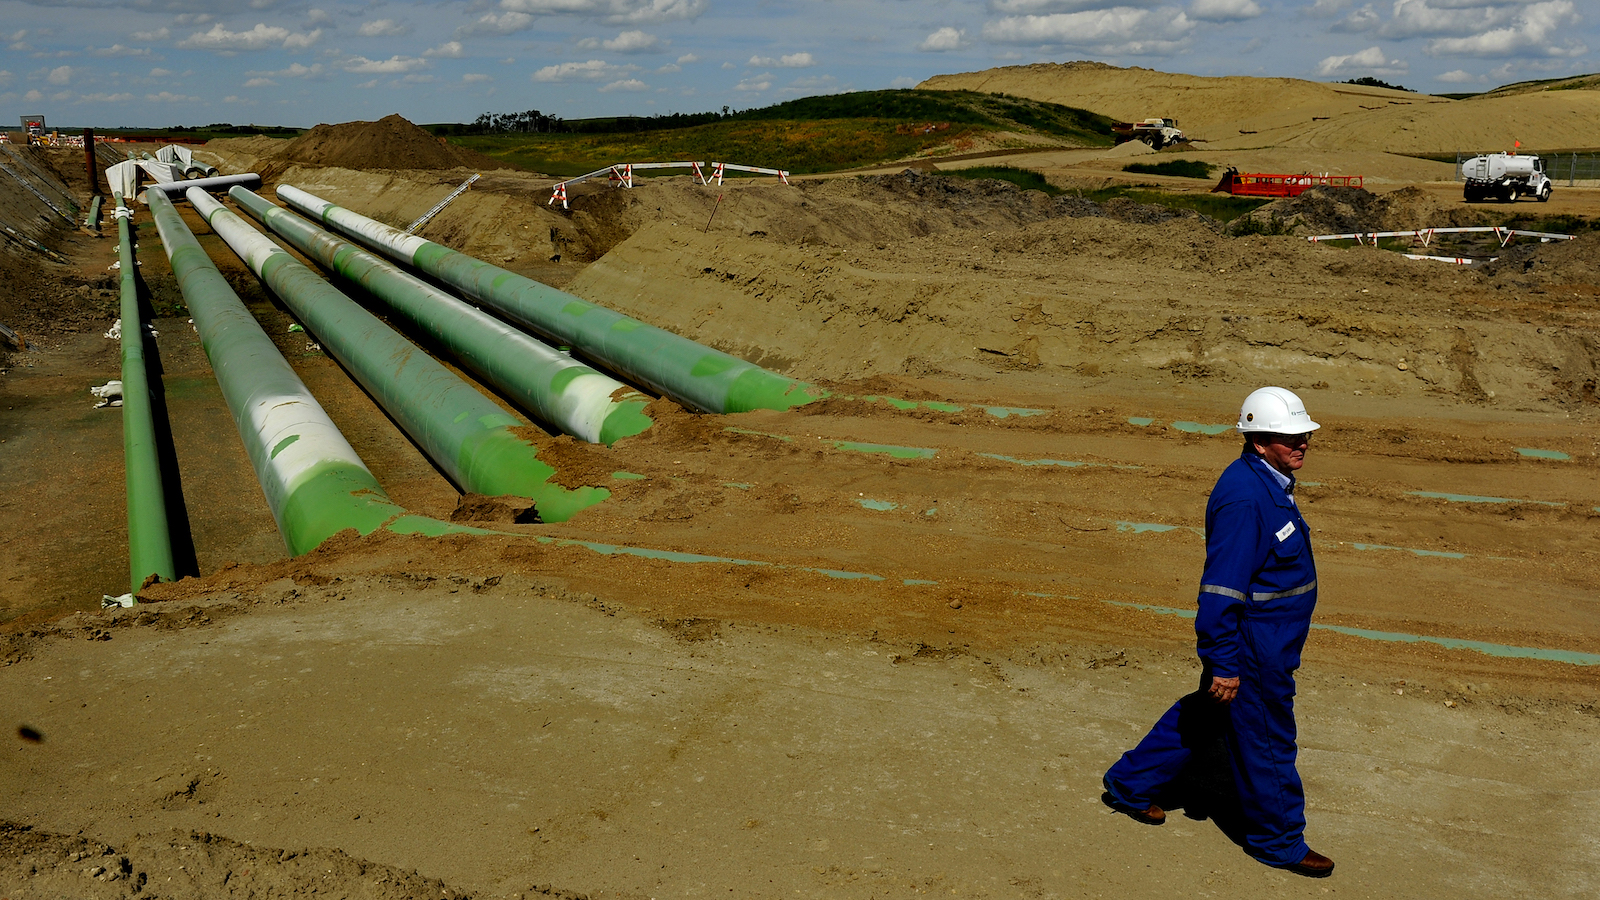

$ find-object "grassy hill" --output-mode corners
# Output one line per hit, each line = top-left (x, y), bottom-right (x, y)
(1437, 71), (1600, 100)
(447, 89), (1116, 178)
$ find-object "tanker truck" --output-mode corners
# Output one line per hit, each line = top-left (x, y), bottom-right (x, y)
(1461, 152), (1551, 202)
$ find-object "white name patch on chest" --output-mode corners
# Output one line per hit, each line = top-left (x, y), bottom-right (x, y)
(1276, 521), (1296, 542)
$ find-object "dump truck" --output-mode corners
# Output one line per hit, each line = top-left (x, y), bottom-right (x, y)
(1461, 152), (1551, 202)
(1113, 117), (1183, 150)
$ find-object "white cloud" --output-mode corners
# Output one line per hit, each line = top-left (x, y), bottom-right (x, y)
(991, 0), (1156, 11)
(359, 19), (411, 38)
(0, 70), (12, 88)
(1315, 45), (1409, 76)
(532, 58), (637, 81)
(1189, 0), (1262, 23)
(1333, 3), (1383, 33)
(1356, 0), (1512, 39)
(498, 0), (708, 26)
(677, 53), (699, 64)
(247, 62), (326, 79)
(983, 9), (1195, 53)
(148, 67), (172, 77)
(307, 9), (331, 26)
(243, 77), (275, 87)
(657, 62), (681, 73)
(1436, 68), (1484, 82)
(457, 12), (536, 37)
(146, 91), (201, 103)
(23, 89), (43, 102)
(178, 23), (322, 52)
(1306, 0), (1352, 17)
(91, 43), (151, 58)
(599, 77), (649, 91)
(131, 27), (170, 42)
(1425, 1), (1585, 57)
(890, 75), (918, 88)
(47, 65), (73, 85)
(735, 72), (772, 91)
(463, 72), (493, 82)
(919, 27), (966, 51)
(343, 55), (430, 74)
(425, 41), (465, 58)
(402, 74), (436, 84)
(748, 52), (814, 68)
(76, 92), (135, 103)
(578, 29), (659, 52)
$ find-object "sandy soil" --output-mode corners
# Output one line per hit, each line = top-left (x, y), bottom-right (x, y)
(3, 85), (1600, 898)
(920, 61), (1600, 154)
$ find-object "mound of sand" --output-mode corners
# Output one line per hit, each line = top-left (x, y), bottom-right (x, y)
(278, 114), (499, 171)
(920, 62), (1600, 154)
(1235, 185), (1483, 236)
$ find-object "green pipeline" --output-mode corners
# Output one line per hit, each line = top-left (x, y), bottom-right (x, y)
(115, 196), (176, 593)
(186, 188), (606, 522)
(145, 189), (411, 556)
(228, 187), (650, 446)
(275, 184), (818, 415)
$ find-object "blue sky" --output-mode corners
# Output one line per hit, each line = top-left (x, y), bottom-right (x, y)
(0, 1), (1592, 128)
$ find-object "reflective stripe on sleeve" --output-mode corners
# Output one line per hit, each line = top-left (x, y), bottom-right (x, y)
(1200, 584), (1248, 601)
(1251, 579), (1317, 603)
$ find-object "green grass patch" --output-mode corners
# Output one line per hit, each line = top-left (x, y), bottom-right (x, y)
(446, 89), (1116, 178)
(936, 166), (1063, 196)
(454, 120), (1001, 177)
(1500, 212), (1600, 235)
(1122, 159), (1216, 179)
(734, 90), (1117, 146)
(1077, 185), (1272, 222)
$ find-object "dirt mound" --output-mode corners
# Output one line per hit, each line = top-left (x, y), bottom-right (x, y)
(278, 114), (500, 172)
(0, 821), (497, 899)
(1230, 185), (1483, 236)
(555, 169), (1217, 262)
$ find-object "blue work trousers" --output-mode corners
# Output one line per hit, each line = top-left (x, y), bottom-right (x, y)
(1103, 668), (1308, 866)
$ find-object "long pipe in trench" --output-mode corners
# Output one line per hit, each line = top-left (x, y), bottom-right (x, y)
(275, 184), (819, 415)
(184, 188), (608, 522)
(114, 196), (176, 592)
(228, 186), (652, 446)
(145, 189), (415, 555)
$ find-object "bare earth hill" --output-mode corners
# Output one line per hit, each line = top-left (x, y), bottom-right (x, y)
(920, 61), (1600, 153)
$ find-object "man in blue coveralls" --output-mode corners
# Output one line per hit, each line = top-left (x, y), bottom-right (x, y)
(1100, 386), (1334, 878)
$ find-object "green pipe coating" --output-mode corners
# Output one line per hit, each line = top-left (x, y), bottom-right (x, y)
(115, 196), (176, 593)
(186, 188), (607, 522)
(146, 189), (410, 555)
(228, 187), (651, 446)
(275, 184), (819, 415)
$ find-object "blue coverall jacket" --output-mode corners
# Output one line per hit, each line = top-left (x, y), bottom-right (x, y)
(1104, 452), (1319, 866)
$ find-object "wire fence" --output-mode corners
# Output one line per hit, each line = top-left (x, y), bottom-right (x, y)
(1455, 151), (1600, 187)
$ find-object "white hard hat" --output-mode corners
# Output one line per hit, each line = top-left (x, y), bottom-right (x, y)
(1236, 386), (1320, 434)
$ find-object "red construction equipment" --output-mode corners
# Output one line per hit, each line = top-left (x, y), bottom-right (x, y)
(1212, 168), (1363, 197)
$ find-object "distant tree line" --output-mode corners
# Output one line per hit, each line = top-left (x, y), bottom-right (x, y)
(1342, 76), (1414, 93)
(431, 107), (745, 136)
(162, 122), (300, 136)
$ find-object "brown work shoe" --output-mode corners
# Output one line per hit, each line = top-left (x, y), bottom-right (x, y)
(1100, 791), (1166, 825)
(1278, 849), (1335, 878)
